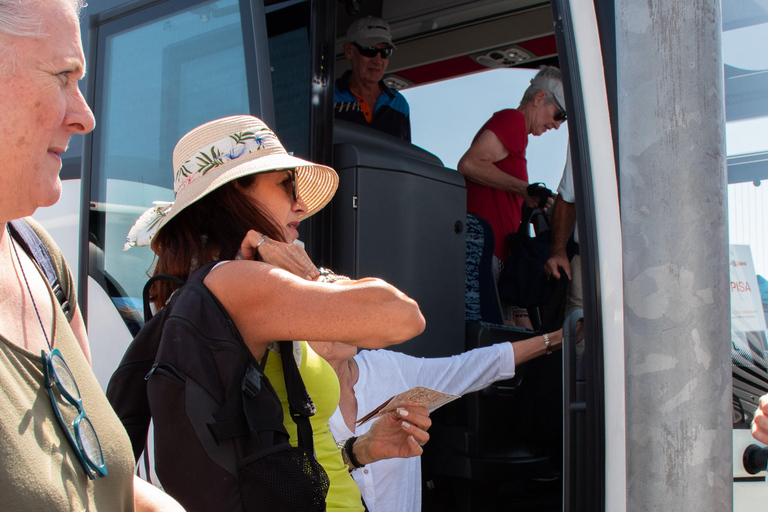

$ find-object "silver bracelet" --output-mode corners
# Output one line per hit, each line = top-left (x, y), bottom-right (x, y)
(318, 267), (350, 283)
(337, 437), (364, 471)
(543, 332), (552, 355)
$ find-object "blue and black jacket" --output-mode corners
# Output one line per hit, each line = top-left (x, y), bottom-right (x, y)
(333, 70), (411, 142)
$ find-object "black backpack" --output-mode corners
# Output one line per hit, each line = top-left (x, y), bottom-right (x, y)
(106, 262), (329, 512)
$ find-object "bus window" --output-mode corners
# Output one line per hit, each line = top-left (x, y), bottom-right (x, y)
(265, 0), (311, 160)
(89, 0), (253, 331)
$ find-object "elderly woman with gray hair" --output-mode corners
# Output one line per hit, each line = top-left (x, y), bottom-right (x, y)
(458, 65), (567, 327)
(0, 0), (183, 510)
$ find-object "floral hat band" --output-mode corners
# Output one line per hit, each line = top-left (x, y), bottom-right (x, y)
(124, 115), (339, 251)
(175, 127), (279, 196)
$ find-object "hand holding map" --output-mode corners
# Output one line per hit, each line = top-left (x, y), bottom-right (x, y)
(356, 386), (460, 425)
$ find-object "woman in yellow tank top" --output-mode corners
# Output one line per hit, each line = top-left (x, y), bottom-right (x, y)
(129, 115), (430, 511)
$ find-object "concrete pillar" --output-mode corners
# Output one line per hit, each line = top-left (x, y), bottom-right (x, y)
(616, 0), (733, 510)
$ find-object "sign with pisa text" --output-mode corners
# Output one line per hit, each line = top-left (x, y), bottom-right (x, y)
(730, 244), (767, 333)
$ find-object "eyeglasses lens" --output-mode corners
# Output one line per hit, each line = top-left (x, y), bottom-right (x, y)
(555, 110), (567, 122)
(77, 416), (106, 467)
(51, 353), (80, 402)
(354, 43), (392, 59)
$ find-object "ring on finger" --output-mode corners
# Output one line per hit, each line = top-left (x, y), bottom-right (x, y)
(256, 234), (269, 249)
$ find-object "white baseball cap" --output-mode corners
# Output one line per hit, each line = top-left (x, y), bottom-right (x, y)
(346, 16), (395, 48)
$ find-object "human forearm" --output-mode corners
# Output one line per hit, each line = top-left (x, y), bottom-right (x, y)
(390, 343), (517, 396)
(326, 278), (426, 347)
(458, 156), (529, 196)
(209, 263), (425, 349)
(510, 330), (563, 366)
(232, 234), (424, 346)
(549, 197), (576, 255)
(545, 198), (576, 278)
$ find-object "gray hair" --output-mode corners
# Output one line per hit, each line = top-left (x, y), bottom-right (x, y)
(520, 65), (563, 106)
(0, 0), (85, 74)
(0, 0), (85, 37)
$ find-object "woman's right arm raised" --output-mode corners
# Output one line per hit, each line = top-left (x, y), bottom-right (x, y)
(204, 260), (425, 351)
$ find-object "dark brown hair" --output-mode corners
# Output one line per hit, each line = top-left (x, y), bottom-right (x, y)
(150, 175), (284, 309)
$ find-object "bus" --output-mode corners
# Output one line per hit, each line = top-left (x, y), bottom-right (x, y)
(33, 0), (768, 510)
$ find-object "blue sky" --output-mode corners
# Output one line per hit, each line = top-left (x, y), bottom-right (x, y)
(401, 67), (570, 191)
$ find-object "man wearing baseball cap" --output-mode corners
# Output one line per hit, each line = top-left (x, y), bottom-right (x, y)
(334, 16), (411, 142)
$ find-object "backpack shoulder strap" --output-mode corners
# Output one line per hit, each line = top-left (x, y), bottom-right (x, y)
(8, 219), (70, 317)
(141, 261), (219, 322)
(279, 341), (317, 450)
(142, 273), (185, 322)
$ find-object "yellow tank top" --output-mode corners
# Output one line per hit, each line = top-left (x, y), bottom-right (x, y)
(263, 341), (364, 512)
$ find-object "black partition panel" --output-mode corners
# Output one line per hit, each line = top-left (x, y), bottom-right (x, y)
(331, 122), (466, 358)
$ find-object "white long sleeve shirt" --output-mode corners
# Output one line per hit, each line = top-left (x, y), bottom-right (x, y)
(328, 342), (517, 512)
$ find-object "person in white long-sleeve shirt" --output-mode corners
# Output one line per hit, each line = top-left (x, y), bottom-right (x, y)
(308, 329), (562, 512)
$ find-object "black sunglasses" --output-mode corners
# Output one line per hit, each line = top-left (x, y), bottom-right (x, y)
(352, 42), (393, 59)
(546, 92), (568, 122)
(280, 169), (298, 203)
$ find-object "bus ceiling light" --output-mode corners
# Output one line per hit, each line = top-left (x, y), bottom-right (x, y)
(383, 75), (413, 91)
(472, 46), (533, 68)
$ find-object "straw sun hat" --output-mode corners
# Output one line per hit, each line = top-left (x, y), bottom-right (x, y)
(125, 115), (339, 251)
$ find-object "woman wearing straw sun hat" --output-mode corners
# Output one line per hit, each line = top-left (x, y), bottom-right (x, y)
(124, 115), (429, 511)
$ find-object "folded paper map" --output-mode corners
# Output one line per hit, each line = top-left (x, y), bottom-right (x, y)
(356, 386), (460, 425)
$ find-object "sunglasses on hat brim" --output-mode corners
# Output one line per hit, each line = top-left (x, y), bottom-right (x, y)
(352, 42), (393, 59)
